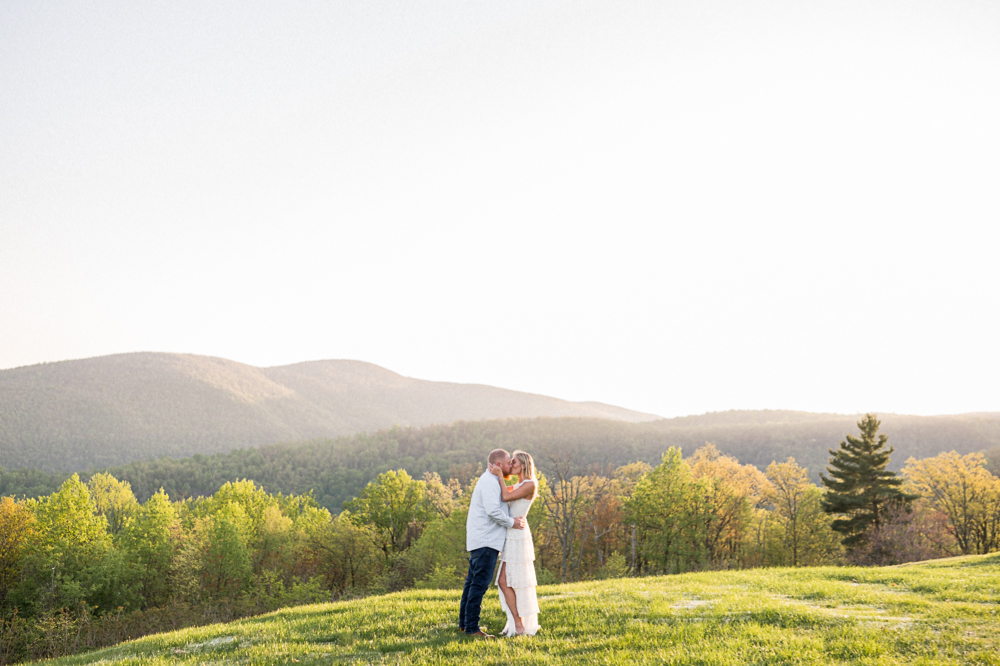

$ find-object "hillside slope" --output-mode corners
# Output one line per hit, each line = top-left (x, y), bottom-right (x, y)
(5, 413), (999, 511)
(0, 353), (658, 472)
(649, 409), (1000, 473)
(38, 553), (1000, 665)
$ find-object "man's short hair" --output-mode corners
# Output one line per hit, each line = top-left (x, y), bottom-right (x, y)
(488, 448), (510, 464)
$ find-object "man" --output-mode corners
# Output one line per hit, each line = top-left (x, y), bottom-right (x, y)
(459, 448), (527, 638)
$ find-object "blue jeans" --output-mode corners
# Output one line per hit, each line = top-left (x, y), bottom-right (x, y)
(459, 547), (499, 633)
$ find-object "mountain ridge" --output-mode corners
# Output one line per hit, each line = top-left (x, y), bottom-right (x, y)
(0, 352), (659, 472)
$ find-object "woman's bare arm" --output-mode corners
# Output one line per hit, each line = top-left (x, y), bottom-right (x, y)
(499, 479), (535, 502)
(488, 464), (537, 502)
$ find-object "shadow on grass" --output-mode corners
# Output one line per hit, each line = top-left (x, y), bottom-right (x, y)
(951, 553), (1000, 568)
(352, 626), (492, 655)
(893, 552), (1000, 569)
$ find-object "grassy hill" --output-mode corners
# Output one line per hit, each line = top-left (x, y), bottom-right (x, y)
(0, 353), (658, 472)
(39, 553), (1000, 665)
(4, 413), (1000, 511)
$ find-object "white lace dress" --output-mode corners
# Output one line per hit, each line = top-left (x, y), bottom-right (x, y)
(495, 480), (540, 636)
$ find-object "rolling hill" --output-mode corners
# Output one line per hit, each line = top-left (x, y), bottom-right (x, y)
(33, 553), (1000, 665)
(0, 353), (659, 472)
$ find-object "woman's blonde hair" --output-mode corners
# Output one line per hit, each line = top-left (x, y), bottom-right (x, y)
(512, 450), (537, 499)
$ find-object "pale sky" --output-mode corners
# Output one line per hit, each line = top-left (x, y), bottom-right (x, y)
(2, 0), (999, 418)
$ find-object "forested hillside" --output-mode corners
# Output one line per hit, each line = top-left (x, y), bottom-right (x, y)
(0, 353), (657, 472)
(3, 413), (998, 512)
(648, 410), (1000, 477)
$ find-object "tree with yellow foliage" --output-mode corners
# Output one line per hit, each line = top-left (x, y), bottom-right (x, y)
(765, 458), (811, 566)
(0, 496), (35, 605)
(688, 444), (771, 566)
(903, 451), (1000, 555)
(764, 458), (842, 566)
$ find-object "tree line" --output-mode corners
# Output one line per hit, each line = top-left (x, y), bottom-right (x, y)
(0, 414), (998, 663)
(3, 416), (1000, 514)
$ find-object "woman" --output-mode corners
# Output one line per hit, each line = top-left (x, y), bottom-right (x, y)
(488, 450), (540, 636)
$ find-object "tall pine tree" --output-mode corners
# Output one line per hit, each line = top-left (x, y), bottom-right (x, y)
(820, 413), (915, 548)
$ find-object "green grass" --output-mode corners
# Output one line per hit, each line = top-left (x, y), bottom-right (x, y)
(40, 554), (1000, 665)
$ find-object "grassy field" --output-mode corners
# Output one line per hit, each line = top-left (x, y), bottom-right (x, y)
(40, 553), (1000, 665)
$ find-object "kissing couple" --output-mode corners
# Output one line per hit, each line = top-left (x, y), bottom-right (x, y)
(458, 448), (541, 638)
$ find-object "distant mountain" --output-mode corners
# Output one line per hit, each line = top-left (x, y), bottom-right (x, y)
(0, 353), (659, 472)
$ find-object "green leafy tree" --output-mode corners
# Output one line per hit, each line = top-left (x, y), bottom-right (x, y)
(290, 504), (333, 566)
(88, 472), (139, 536)
(409, 485), (474, 589)
(422, 472), (462, 519)
(797, 488), (846, 564)
(311, 511), (383, 596)
(173, 496), (253, 603)
(254, 504), (296, 576)
(762, 485), (842, 566)
(820, 414), (916, 548)
(765, 458), (812, 566)
(194, 479), (274, 540)
(118, 489), (178, 608)
(13, 474), (137, 614)
(624, 448), (699, 574)
(344, 470), (431, 558)
(198, 504), (253, 600)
